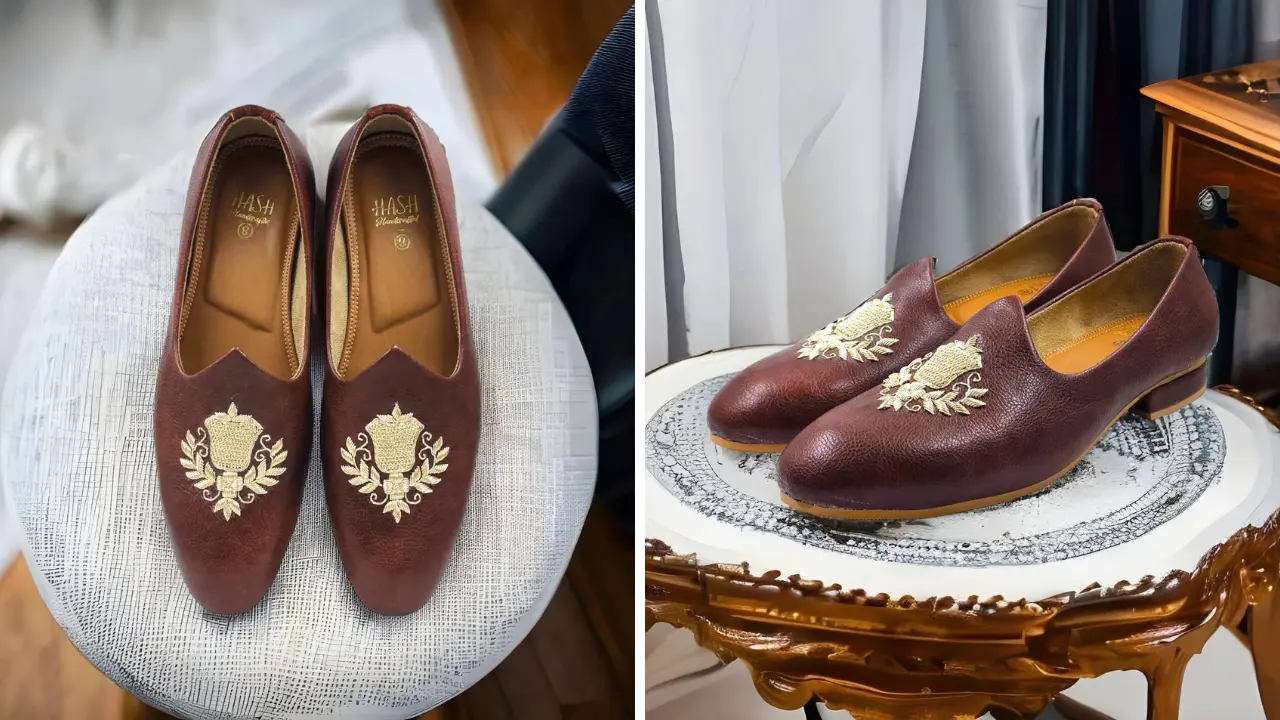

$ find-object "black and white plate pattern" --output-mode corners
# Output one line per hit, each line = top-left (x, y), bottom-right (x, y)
(646, 374), (1226, 567)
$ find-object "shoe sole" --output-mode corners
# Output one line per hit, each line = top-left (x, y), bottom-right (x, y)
(709, 435), (788, 453)
(779, 362), (1207, 521)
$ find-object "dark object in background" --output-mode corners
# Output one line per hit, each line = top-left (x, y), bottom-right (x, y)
(487, 8), (635, 525)
(561, 7), (635, 215)
(1042, 0), (1098, 223)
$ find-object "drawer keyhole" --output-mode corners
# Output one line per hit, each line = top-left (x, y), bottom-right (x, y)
(1197, 185), (1238, 229)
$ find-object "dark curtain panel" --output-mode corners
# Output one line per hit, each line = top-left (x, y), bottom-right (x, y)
(1042, 0), (1254, 250)
(1091, 1), (1144, 248)
(1043, 0), (1098, 210)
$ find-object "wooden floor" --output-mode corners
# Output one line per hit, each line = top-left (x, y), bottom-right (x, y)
(422, 509), (633, 719)
(0, 556), (129, 719)
(0, 1), (633, 718)
(442, 0), (631, 176)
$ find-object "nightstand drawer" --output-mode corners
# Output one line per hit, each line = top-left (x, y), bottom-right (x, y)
(1168, 129), (1280, 284)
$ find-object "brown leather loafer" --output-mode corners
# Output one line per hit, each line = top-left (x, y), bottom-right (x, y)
(707, 199), (1116, 452)
(778, 236), (1218, 519)
(321, 105), (480, 615)
(154, 106), (315, 614)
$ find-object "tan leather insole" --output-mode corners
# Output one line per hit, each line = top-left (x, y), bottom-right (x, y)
(180, 137), (297, 378)
(343, 134), (456, 377)
(943, 274), (1055, 325)
(1041, 313), (1149, 374)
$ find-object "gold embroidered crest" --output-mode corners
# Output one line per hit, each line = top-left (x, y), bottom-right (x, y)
(339, 404), (449, 523)
(798, 293), (898, 361)
(180, 402), (287, 521)
(879, 336), (988, 415)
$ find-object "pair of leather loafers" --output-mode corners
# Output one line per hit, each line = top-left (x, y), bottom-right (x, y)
(155, 104), (479, 615)
(708, 199), (1219, 519)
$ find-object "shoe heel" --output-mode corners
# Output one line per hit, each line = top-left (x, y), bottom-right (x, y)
(1133, 363), (1207, 420)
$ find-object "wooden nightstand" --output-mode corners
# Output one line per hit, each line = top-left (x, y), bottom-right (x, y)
(1142, 59), (1280, 386)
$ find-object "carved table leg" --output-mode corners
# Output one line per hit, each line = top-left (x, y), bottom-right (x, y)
(1144, 655), (1188, 720)
(1250, 590), (1280, 717)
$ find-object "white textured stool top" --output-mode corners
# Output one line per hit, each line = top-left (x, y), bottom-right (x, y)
(0, 141), (597, 719)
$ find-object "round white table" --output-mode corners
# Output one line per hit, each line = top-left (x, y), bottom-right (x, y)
(0, 135), (597, 719)
(645, 347), (1280, 720)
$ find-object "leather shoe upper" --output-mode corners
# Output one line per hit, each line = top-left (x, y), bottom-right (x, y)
(708, 199), (1117, 446)
(778, 237), (1219, 514)
(154, 105), (315, 614)
(321, 105), (481, 616)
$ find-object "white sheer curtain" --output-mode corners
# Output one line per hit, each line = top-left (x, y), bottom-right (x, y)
(645, 0), (1048, 372)
(645, 0), (927, 370)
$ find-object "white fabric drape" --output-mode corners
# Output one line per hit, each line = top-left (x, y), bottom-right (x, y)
(646, 0), (927, 369)
(646, 0), (1048, 371)
(0, 0), (494, 224)
(644, 30), (670, 371)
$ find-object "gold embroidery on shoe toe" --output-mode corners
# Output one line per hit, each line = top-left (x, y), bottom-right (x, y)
(798, 293), (898, 361)
(878, 336), (988, 415)
(180, 402), (287, 521)
(339, 404), (449, 523)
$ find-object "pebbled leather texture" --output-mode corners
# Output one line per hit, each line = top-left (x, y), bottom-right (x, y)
(154, 105), (315, 614)
(707, 199), (1116, 446)
(778, 236), (1219, 513)
(321, 105), (480, 616)
(708, 257), (958, 445)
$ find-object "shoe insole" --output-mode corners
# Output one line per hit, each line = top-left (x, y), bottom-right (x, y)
(180, 137), (297, 379)
(342, 133), (457, 377)
(944, 274), (1055, 325)
(1041, 313), (1149, 374)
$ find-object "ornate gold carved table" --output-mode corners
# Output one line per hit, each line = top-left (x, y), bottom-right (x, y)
(644, 347), (1280, 719)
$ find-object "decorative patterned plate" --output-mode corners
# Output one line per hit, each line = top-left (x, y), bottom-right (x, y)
(647, 373), (1225, 567)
